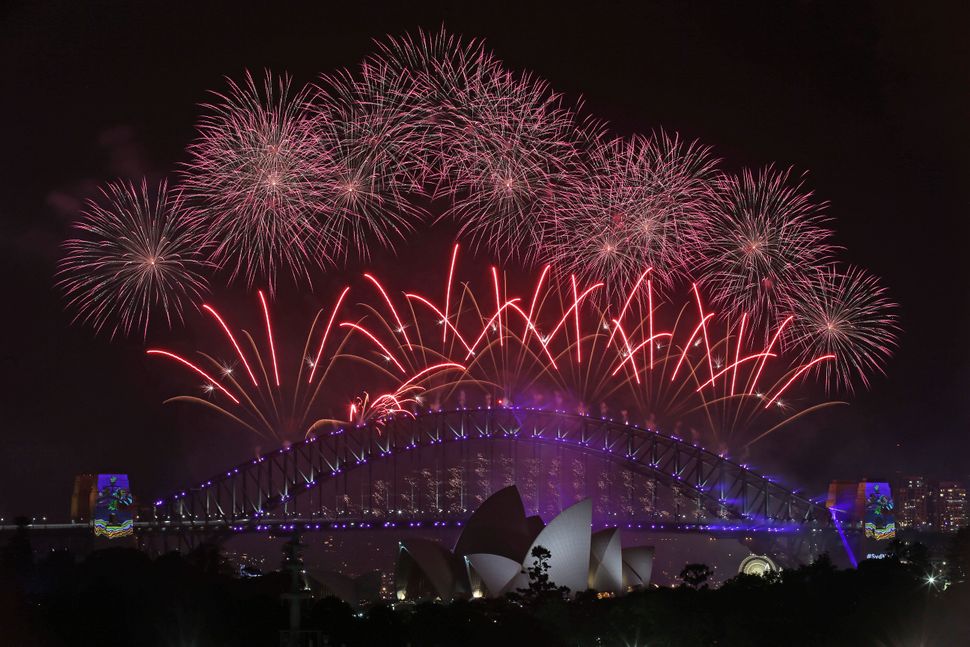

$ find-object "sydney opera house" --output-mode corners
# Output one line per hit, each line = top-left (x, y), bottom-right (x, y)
(395, 486), (655, 600)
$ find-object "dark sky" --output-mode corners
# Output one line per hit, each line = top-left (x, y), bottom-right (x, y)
(2, 1), (968, 518)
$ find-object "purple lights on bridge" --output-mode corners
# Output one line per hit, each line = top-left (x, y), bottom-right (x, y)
(146, 407), (825, 551)
(224, 519), (800, 535)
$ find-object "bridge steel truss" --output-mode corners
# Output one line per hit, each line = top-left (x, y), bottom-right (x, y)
(148, 408), (828, 544)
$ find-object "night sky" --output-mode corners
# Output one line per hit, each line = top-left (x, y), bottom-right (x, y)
(2, 1), (968, 518)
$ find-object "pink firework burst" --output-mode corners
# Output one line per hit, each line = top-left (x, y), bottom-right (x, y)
(441, 65), (585, 259)
(58, 179), (210, 339)
(690, 166), (835, 327)
(311, 61), (428, 260)
(183, 70), (330, 290)
(370, 28), (496, 97)
(787, 264), (898, 392)
(546, 131), (717, 300)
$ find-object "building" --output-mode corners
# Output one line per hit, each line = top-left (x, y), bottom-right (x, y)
(895, 476), (930, 529)
(70, 473), (97, 523)
(934, 481), (967, 533)
(395, 486), (655, 600)
(825, 479), (896, 540)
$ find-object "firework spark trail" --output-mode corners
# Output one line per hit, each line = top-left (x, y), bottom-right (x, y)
(58, 179), (210, 339)
(539, 282), (604, 353)
(465, 299), (524, 357)
(748, 316), (793, 395)
(308, 286), (350, 383)
(764, 355), (836, 408)
(149, 290), (466, 441)
(336, 247), (853, 452)
(202, 304), (259, 386)
(441, 66), (586, 259)
(522, 264), (551, 346)
(405, 293), (474, 354)
(610, 330), (674, 378)
(347, 388), (420, 427)
(491, 266), (504, 347)
(443, 243), (460, 343)
(322, 362), (466, 432)
(670, 314), (715, 382)
(647, 278), (655, 370)
(610, 319), (639, 384)
(692, 283), (716, 383)
(571, 275), (582, 363)
(696, 353), (777, 391)
(338, 322), (407, 373)
(368, 28), (502, 187)
(146, 349), (239, 404)
(605, 269), (652, 349)
(257, 290), (280, 387)
(730, 313), (748, 397)
(364, 273), (412, 348)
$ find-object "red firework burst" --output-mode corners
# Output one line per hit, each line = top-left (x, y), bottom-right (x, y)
(147, 289), (464, 441)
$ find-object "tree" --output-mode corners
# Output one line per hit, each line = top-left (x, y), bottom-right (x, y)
(517, 545), (569, 602)
(679, 563), (713, 589)
(186, 541), (230, 576)
(887, 538), (931, 574)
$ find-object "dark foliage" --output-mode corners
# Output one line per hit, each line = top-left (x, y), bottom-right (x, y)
(2, 536), (969, 646)
(678, 563), (714, 589)
(515, 544), (571, 604)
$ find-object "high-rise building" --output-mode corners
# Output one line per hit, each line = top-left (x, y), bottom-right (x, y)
(935, 481), (967, 533)
(895, 476), (930, 529)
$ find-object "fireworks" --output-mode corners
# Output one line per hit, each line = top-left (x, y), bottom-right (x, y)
(147, 289), (465, 441)
(368, 27), (499, 180)
(333, 248), (849, 452)
(60, 30), (899, 451)
(787, 265), (899, 392)
(311, 62), (428, 259)
(440, 65), (585, 259)
(691, 167), (835, 327)
(369, 28), (496, 105)
(546, 132), (717, 299)
(58, 179), (209, 338)
(183, 70), (329, 290)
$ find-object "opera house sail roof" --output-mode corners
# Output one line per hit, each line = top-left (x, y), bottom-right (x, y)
(395, 485), (654, 601)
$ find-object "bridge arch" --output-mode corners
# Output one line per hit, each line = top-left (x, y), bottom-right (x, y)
(150, 408), (827, 536)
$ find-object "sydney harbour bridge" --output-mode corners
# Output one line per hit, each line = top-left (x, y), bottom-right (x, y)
(2, 407), (836, 565)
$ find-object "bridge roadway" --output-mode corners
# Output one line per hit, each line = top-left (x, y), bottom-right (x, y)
(0, 515), (804, 539)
